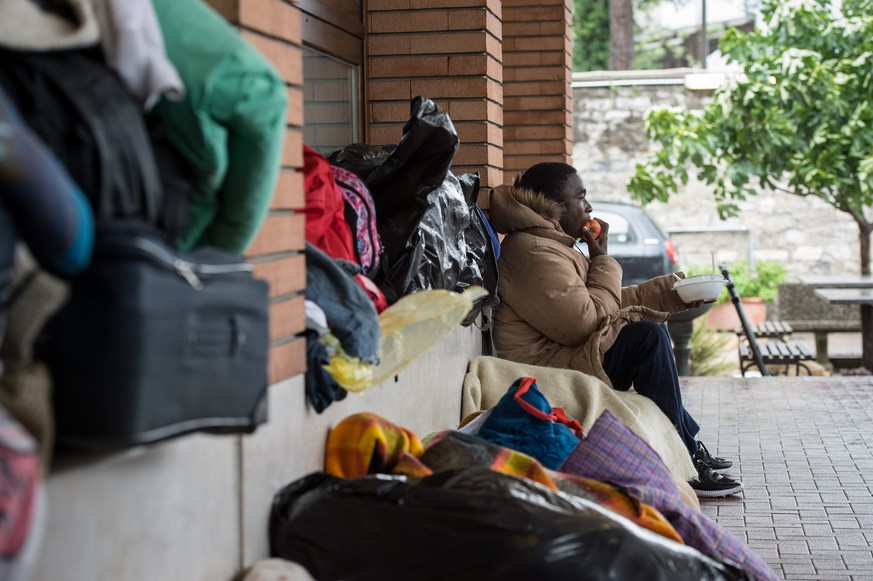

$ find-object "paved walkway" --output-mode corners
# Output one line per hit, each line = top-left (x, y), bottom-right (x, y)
(682, 376), (873, 581)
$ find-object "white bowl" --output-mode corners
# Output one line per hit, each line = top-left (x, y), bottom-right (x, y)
(672, 274), (726, 303)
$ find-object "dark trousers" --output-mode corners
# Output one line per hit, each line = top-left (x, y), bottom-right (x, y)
(603, 321), (700, 455)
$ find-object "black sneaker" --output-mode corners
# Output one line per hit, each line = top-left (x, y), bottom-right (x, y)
(689, 461), (743, 498)
(694, 441), (733, 473)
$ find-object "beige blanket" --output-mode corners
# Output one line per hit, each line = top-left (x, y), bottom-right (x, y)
(461, 356), (697, 482)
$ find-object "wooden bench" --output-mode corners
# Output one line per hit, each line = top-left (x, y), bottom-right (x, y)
(720, 263), (815, 376)
(737, 341), (814, 375)
(736, 320), (794, 340)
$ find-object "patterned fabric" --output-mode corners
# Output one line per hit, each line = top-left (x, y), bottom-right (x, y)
(325, 413), (682, 543)
(324, 412), (430, 479)
(560, 410), (778, 581)
(421, 429), (562, 492)
(422, 430), (682, 543)
(330, 165), (382, 277)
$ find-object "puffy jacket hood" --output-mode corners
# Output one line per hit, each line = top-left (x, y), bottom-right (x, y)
(489, 183), (577, 248)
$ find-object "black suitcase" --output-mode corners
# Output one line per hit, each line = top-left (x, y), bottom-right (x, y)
(37, 221), (270, 450)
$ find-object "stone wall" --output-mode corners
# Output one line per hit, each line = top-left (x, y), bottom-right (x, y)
(572, 69), (861, 280)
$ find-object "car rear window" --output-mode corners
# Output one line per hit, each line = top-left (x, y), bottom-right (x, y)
(592, 210), (635, 244)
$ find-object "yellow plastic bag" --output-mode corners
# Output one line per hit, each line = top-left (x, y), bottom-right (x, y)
(323, 286), (488, 393)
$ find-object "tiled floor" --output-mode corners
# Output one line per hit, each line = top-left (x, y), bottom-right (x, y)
(682, 376), (873, 581)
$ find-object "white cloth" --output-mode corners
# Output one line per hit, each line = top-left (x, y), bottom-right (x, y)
(456, 409), (492, 435)
(88, 0), (184, 110)
(304, 300), (329, 335)
(461, 356), (698, 482)
(0, 0), (100, 51)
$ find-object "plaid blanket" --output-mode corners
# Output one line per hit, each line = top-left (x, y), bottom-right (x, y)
(325, 412), (681, 543)
(324, 412), (430, 478)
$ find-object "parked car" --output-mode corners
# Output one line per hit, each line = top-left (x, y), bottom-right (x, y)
(577, 201), (680, 286)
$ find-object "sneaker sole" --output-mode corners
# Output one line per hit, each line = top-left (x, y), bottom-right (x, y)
(693, 483), (744, 498)
(713, 466), (733, 474)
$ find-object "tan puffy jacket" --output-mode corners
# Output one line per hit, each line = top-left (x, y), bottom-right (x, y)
(489, 183), (688, 386)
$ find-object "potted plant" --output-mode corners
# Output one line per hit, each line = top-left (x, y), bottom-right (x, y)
(684, 260), (786, 331)
(689, 318), (736, 376)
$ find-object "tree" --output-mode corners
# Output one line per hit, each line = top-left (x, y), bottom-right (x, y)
(609, 0), (635, 69)
(573, 0), (610, 71)
(628, 0), (873, 274)
(573, 0), (687, 72)
(630, 0), (873, 372)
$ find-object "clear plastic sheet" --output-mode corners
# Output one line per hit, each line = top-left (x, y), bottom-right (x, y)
(322, 286), (488, 392)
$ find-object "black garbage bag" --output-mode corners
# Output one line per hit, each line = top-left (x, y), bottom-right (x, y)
(364, 97), (459, 220)
(270, 469), (750, 581)
(361, 97), (468, 304)
(326, 143), (393, 181)
(327, 99), (499, 318)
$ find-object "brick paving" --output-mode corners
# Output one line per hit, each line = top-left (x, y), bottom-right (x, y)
(682, 376), (873, 581)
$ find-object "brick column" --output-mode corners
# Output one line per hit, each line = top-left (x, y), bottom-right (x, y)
(367, 0), (504, 189)
(210, 0), (307, 384)
(502, 0), (573, 176)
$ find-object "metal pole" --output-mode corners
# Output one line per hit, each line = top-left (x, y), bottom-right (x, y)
(700, 0), (708, 69)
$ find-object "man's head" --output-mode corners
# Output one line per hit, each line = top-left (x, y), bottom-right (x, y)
(516, 162), (591, 240)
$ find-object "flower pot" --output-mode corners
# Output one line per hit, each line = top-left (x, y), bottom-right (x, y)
(704, 298), (768, 331)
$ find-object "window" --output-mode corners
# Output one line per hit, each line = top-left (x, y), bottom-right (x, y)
(300, 0), (364, 155)
(303, 48), (359, 154)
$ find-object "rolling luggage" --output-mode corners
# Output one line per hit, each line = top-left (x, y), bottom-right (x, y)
(37, 221), (270, 449)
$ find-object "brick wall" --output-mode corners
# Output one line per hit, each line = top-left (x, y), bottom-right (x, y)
(367, 0), (504, 190)
(212, 0), (307, 385)
(204, 0), (577, 386)
(502, 0), (573, 178)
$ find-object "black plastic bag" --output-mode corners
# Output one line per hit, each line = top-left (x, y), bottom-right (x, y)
(270, 469), (750, 581)
(361, 97), (463, 303)
(327, 99), (498, 318)
(326, 143), (393, 181)
(364, 97), (459, 220)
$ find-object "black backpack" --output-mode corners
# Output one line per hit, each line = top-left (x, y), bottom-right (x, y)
(0, 47), (188, 242)
(456, 172), (500, 328)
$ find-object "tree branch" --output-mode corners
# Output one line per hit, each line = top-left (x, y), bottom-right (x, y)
(772, 185), (799, 196)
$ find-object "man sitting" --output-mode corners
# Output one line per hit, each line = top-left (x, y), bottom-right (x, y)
(488, 161), (741, 498)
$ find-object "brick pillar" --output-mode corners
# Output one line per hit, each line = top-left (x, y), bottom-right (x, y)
(210, 0), (307, 384)
(502, 0), (573, 177)
(367, 0), (504, 189)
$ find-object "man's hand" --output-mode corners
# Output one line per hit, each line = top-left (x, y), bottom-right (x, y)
(580, 218), (608, 258)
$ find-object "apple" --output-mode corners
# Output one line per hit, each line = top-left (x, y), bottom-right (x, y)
(583, 219), (602, 239)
